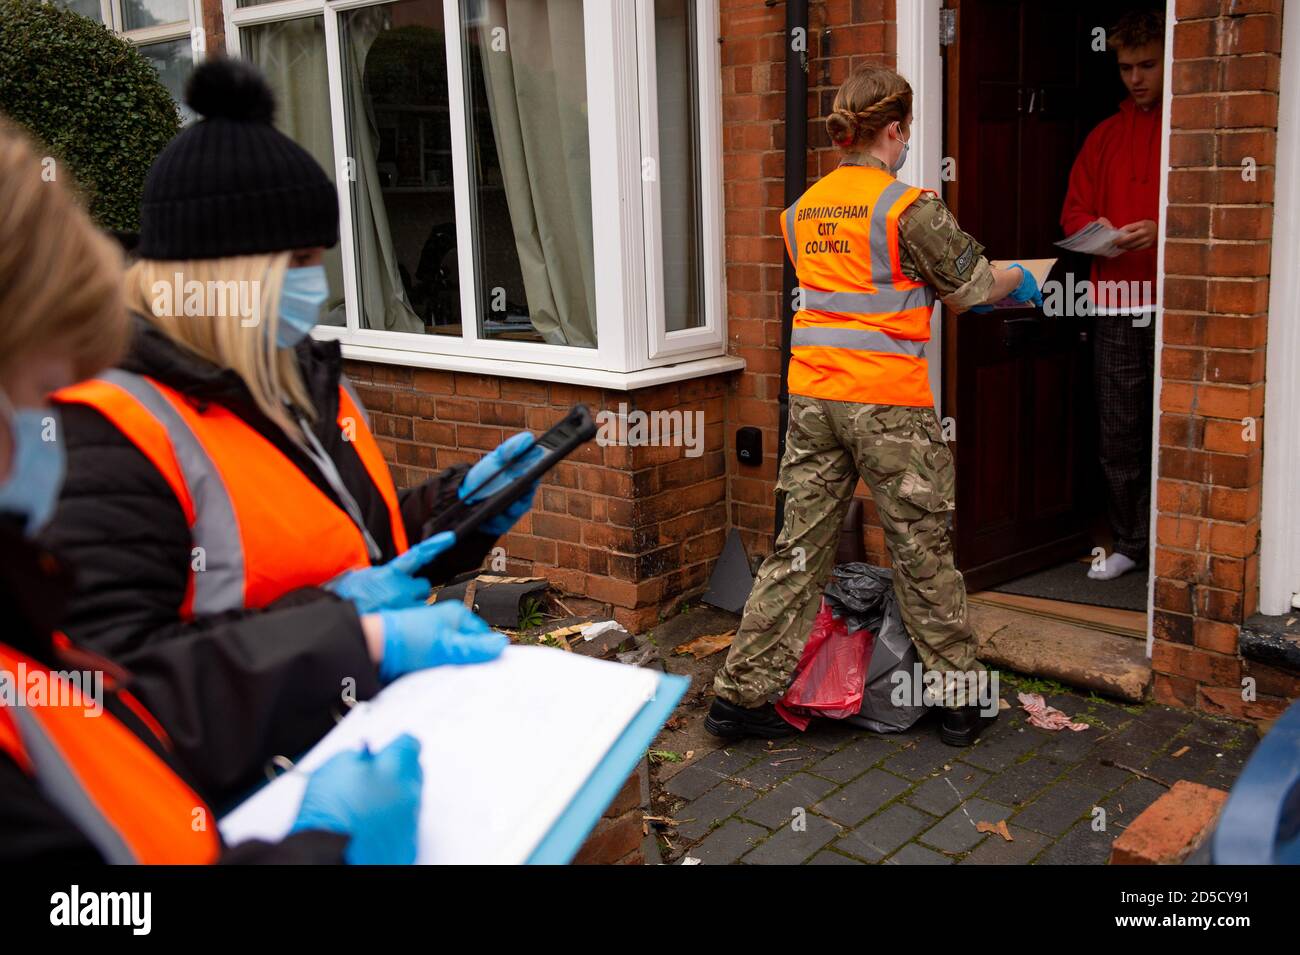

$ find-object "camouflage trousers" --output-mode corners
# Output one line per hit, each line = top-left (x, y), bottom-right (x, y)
(714, 395), (979, 707)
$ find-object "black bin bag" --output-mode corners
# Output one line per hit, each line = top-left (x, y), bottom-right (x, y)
(823, 563), (927, 733)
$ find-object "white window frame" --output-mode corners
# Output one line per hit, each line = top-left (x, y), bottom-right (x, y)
(223, 0), (739, 386)
(1260, 8), (1300, 615)
(635, 0), (725, 362)
(103, 0), (205, 58)
(54, 0), (205, 70)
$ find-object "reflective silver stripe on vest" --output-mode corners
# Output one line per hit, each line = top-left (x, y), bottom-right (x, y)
(6, 699), (137, 864)
(97, 369), (246, 615)
(869, 180), (911, 284)
(790, 327), (928, 357)
(784, 201), (800, 267)
(339, 375), (369, 428)
(800, 285), (935, 315)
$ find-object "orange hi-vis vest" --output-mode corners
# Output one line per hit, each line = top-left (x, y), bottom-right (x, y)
(780, 163), (937, 407)
(55, 369), (409, 618)
(0, 642), (221, 863)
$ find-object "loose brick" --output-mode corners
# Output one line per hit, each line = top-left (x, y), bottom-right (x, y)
(1109, 781), (1228, 865)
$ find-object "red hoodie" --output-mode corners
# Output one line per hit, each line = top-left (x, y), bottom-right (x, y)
(1060, 97), (1161, 312)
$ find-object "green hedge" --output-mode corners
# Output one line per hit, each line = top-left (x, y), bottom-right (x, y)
(0, 0), (180, 231)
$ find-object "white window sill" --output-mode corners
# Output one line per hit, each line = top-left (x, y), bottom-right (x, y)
(340, 342), (746, 391)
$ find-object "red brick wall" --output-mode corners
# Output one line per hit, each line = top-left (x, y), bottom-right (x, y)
(722, 0), (897, 563)
(1153, 0), (1288, 720)
(345, 363), (727, 633)
(198, 0), (225, 59)
(571, 772), (644, 865)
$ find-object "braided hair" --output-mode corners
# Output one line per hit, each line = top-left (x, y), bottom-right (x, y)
(826, 66), (913, 151)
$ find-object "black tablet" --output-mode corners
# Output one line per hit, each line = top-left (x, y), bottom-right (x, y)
(441, 404), (597, 541)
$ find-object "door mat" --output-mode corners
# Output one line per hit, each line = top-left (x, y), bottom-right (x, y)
(990, 558), (1147, 612)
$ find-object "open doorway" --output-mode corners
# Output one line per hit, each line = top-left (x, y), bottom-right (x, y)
(939, 0), (1166, 634)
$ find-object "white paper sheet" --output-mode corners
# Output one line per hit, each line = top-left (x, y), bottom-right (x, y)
(219, 646), (661, 864)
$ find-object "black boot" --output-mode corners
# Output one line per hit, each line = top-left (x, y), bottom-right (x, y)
(939, 703), (999, 747)
(704, 698), (796, 740)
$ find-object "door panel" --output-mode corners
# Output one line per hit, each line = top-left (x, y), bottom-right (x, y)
(943, 0), (1140, 591)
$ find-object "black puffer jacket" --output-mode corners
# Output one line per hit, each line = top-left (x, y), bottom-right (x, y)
(0, 521), (348, 863)
(38, 316), (498, 803)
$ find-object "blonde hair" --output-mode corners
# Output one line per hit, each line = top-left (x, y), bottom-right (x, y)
(0, 116), (128, 384)
(124, 254), (316, 438)
(826, 66), (913, 151)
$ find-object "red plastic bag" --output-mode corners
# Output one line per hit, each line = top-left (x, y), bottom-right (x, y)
(776, 600), (873, 729)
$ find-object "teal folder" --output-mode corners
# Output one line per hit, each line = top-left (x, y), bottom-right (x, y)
(526, 671), (688, 864)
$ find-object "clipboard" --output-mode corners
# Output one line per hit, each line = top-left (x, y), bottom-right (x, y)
(527, 671), (688, 864)
(218, 648), (688, 865)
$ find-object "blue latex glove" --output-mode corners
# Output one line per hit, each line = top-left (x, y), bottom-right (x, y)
(970, 263), (1043, 312)
(459, 431), (545, 536)
(378, 601), (508, 682)
(291, 734), (423, 865)
(1007, 262), (1044, 307)
(325, 532), (457, 613)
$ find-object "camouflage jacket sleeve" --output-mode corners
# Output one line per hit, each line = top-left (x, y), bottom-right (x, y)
(896, 192), (995, 313)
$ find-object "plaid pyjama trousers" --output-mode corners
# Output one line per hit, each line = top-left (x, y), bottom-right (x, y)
(1093, 314), (1156, 562)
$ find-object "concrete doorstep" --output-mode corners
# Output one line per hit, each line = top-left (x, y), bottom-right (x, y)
(971, 604), (1152, 703)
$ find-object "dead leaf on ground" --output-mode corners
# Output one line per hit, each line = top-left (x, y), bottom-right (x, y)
(664, 716), (687, 731)
(539, 623), (586, 640)
(976, 819), (1013, 842)
(674, 630), (737, 659)
(643, 815), (688, 828)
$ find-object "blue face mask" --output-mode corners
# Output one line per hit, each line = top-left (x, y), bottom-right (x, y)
(0, 391), (65, 536)
(277, 265), (330, 348)
(890, 134), (911, 176)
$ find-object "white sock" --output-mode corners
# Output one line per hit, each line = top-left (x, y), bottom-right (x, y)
(1088, 552), (1137, 581)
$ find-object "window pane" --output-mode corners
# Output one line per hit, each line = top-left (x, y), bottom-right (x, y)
(137, 37), (195, 123)
(654, 0), (703, 332)
(341, 0), (454, 335)
(53, 0), (104, 24)
(462, 0), (595, 346)
(121, 0), (190, 30)
(243, 17), (346, 326)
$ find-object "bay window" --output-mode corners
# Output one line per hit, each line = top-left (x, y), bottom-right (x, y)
(224, 0), (735, 385)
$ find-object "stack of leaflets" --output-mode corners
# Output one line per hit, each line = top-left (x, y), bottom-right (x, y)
(1055, 220), (1126, 258)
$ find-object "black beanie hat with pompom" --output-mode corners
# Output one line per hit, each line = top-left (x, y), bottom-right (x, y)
(136, 58), (339, 260)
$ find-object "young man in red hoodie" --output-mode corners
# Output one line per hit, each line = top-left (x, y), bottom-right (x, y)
(1060, 9), (1164, 583)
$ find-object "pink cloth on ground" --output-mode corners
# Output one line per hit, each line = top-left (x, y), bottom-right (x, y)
(1018, 692), (1090, 732)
